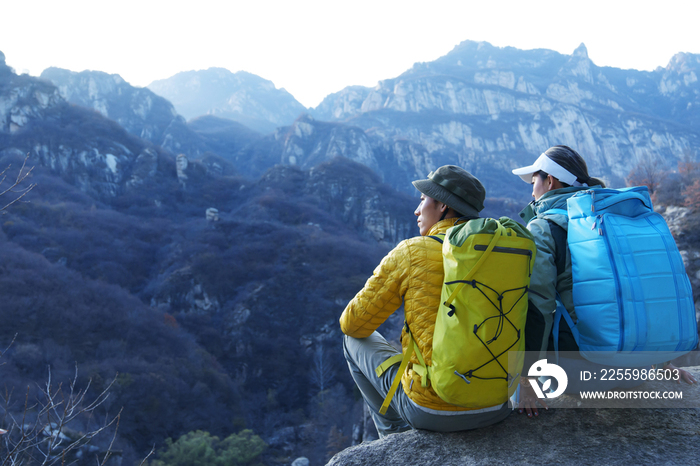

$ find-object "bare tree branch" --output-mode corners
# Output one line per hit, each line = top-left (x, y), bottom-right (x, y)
(0, 154), (36, 212)
(136, 445), (155, 466)
(1, 365), (121, 466)
(310, 345), (336, 402)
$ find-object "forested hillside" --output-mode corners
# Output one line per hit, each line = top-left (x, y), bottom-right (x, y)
(0, 49), (423, 464)
(0, 152), (417, 464)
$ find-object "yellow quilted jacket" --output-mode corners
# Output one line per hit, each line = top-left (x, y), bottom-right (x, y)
(340, 218), (475, 411)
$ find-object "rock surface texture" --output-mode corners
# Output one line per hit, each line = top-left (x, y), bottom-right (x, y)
(327, 367), (700, 465)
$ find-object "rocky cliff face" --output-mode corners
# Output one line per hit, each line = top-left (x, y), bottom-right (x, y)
(39, 67), (212, 158)
(659, 52), (700, 127)
(234, 114), (434, 197)
(310, 41), (700, 200)
(661, 205), (700, 323)
(147, 68), (308, 134)
(0, 69), (63, 134)
(1, 64), (173, 199)
(302, 158), (416, 244)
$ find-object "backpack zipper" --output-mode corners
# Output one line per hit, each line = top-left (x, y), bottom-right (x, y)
(599, 214), (625, 351)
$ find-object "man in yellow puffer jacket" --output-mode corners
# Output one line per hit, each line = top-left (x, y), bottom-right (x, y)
(340, 165), (511, 437)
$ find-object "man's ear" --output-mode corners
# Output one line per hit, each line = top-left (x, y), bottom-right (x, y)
(440, 203), (448, 212)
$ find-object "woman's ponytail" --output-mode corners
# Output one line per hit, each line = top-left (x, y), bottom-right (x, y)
(544, 145), (604, 188)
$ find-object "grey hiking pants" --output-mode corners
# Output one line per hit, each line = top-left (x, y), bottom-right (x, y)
(343, 331), (512, 438)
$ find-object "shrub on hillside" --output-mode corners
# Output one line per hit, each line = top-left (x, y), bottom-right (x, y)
(149, 430), (266, 466)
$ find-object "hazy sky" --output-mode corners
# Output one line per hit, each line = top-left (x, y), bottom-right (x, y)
(2, 0), (699, 108)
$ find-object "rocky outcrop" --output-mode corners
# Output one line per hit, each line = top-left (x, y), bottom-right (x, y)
(660, 204), (700, 324)
(0, 70), (63, 134)
(1, 62), (171, 199)
(659, 52), (700, 128)
(327, 368), (700, 465)
(150, 270), (223, 316)
(126, 147), (160, 189)
(278, 114), (378, 173)
(257, 158), (417, 245)
(147, 68), (308, 133)
(313, 86), (372, 121)
(303, 158), (415, 244)
(234, 114), (433, 196)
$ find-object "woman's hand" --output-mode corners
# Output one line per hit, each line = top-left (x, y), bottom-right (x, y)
(517, 378), (549, 418)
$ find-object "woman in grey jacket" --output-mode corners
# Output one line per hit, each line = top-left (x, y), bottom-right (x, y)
(511, 145), (696, 417)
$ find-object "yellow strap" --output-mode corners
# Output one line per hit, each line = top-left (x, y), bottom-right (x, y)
(444, 220), (505, 307)
(412, 340), (430, 387)
(412, 364), (430, 387)
(375, 354), (403, 377)
(413, 339), (426, 367)
(379, 335), (415, 415)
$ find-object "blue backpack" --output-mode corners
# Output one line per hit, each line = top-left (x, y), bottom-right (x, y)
(547, 186), (698, 367)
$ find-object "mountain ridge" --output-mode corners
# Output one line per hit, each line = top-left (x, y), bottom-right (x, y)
(36, 41), (700, 206)
(147, 67), (308, 133)
(306, 40), (700, 199)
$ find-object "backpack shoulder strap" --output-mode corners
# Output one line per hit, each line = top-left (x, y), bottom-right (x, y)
(548, 221), (567, 278)
(428, 235), (444, 244)
(538, 208), (567, 277)
(377, 323), (426, 415)
(553, 296), (581, 360)
(539, 208), (577, 357)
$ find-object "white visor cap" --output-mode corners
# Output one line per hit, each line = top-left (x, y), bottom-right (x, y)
(512, 153), (582, 186)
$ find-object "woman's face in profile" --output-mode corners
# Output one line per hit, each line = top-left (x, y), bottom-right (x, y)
(531, 173), (547, 201)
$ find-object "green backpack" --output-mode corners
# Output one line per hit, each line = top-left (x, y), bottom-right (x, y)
(379, 217), (536, 414)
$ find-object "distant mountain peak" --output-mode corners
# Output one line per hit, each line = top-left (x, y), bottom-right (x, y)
(451, 39), (494, 53)
(558, 42), (594, 83)
(666, 52), (700, 74)
(41, 67), (127, 86)
(573, 43), (589, 59)
(147, 68), (307, 133)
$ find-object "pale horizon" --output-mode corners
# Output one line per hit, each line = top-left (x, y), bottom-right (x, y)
(2, 0), (699, 108)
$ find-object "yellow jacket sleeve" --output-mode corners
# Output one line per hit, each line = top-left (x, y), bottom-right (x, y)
(339, 240), (411, 338)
